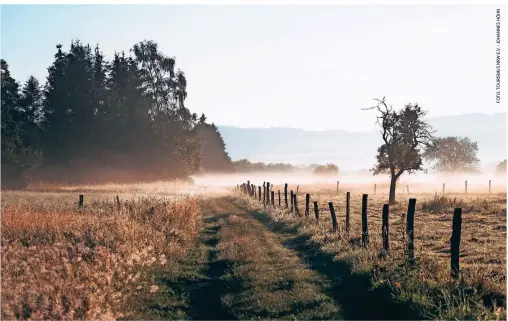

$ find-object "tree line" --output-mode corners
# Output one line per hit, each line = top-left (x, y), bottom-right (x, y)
(1, 40), (232, 188)
(232, 159), (340, 174)
(2, 40), (504, 193)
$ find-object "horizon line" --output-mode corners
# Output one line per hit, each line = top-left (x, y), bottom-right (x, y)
(217, 111), (507, 131)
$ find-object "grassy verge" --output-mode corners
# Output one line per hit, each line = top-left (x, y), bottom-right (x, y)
(124, 198), (236, 320)
(1, 190), (200, 320)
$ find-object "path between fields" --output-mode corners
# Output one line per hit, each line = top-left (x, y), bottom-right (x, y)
(138, 196), (418, 320)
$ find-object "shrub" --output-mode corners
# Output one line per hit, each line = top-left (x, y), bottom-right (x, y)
(313, 163), (339, 176)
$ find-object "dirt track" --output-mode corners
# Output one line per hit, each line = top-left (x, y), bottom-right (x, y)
(140, 195), (421, 320)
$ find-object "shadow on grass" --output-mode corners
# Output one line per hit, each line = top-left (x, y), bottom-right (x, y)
(243, 206), (423, 320)
(186, 256), (240, 320)
(254, 298), (335, 320)
(155, 215), (244, 320)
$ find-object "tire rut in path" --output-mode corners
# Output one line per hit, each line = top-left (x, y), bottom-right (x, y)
(187, 214), (238, 320)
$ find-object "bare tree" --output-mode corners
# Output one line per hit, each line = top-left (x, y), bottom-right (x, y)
(363, 97), (436, 204)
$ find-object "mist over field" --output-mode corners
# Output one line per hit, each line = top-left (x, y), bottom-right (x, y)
(2, 5), (507, 321)
(192, 170), (507, 193)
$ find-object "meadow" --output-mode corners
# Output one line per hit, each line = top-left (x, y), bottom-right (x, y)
(1, 176), (506, 320)
(240, 180), (507, 319)
(1, 181), (204, 320)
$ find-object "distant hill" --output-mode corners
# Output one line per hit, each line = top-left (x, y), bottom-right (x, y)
(218, 113), (506, 171)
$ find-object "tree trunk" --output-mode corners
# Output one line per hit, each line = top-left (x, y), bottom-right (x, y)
(389, 174), (397, 204)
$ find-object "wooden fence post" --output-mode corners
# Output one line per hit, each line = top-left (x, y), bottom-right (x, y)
(284, 183), (288, 208)
(305, 194), (310, 217)
(294, 193), (299, 215)
(382, 204), (389, 253)
(313, 201), (319, 224)
(247, 180), (251, 195)
(465, 180), (467, 194)
(361, 194), (369, 247)
(297, 185), (299, 193)
(267, 182), (271, 204)
(346, 191), (350, 234)
(278, 190), (281, 207)
(271, 191), (275, 207)
(406, 198), (417, 265)
(450, 207), (463, 279)
(79, 194), (84, 207)
(328, 202), (338, 232)
(258, 186), (261, 202)
(489, 180), (492, 194)
(116, 195), (120, 210)
(290, 190), (294, 212)
(263, 182), (266, 203)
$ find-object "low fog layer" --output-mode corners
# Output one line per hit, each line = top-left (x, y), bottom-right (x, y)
(192, 171), (507, 194)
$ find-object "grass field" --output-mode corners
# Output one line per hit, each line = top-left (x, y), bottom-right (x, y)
(242, 181), (507, 319)
(1, 182), (202, 320)
(1, 178), (506, 320)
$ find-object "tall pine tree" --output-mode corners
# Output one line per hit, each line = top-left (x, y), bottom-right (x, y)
(19, 75), (44, 148)
(196, 115), (233, 173)
(1, 60), (43, 187)
(42, 44), (70, 165)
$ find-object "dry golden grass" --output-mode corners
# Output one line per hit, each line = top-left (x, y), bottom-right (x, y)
(245, 182), (507, 319)
(1, 186), (200, 320)
(26, 179), (213, 195)
(2, 176), (505, 320)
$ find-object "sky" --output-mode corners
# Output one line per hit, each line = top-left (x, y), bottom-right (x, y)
(1, 5), (504, 131)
